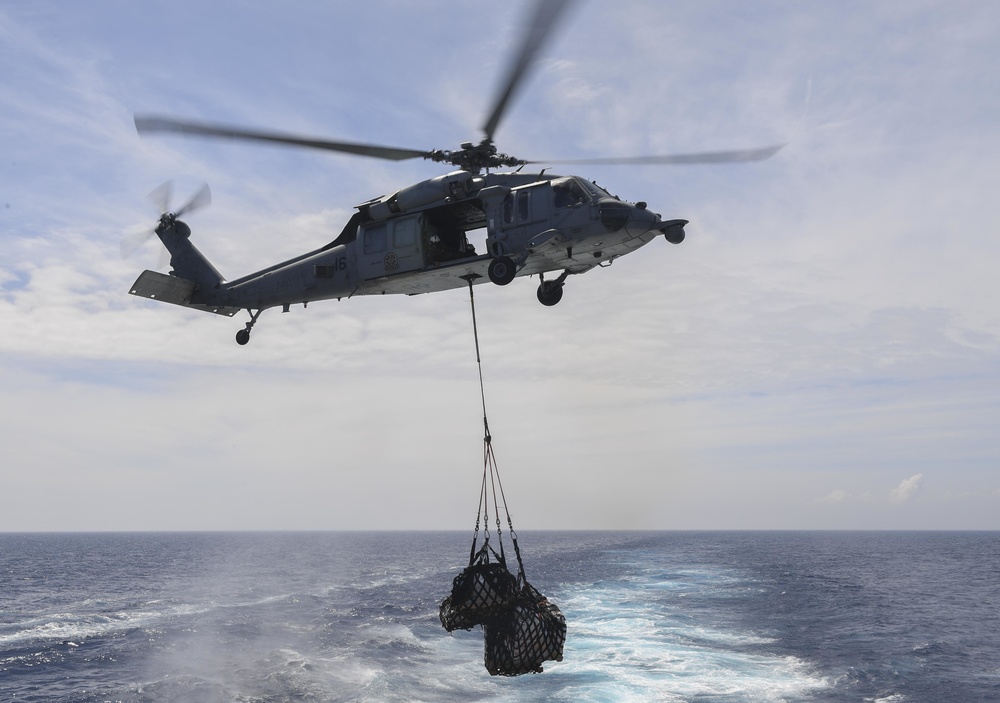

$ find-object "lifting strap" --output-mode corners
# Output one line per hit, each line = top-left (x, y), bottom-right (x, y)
(466, 279), (526, 582)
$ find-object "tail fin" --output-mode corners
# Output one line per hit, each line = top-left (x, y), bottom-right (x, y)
(128, 216), (240, 317)
(156, 217), (226, 289)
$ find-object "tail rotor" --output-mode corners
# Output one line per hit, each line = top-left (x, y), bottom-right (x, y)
(121, 181), (211, 265)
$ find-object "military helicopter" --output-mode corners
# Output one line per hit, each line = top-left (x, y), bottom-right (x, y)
(129, 0), (781, 346)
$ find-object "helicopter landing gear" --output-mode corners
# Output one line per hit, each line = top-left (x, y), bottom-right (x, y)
(536, 270), (569, 307)
(236, 309), (263, 345)
(537, 281), (563, 306)
(488, 256), (516, 286)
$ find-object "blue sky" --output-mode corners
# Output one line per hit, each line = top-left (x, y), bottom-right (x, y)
(2, 1), (999, 530)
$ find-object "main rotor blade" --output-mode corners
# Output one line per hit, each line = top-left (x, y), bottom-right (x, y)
(135, 115), (433, 161)
(482, 0), (575, 141)
(525, 144), (785, 166)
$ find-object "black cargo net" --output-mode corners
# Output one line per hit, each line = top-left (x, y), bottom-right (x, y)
(438, 280), (566, 676)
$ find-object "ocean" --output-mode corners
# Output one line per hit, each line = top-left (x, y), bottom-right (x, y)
(1, 531), (998, 702)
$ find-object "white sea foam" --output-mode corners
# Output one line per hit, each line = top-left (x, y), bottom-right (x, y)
(0, 601), (211, 648)
(0, 611), (143, 648)
(496, 573), (831, 703)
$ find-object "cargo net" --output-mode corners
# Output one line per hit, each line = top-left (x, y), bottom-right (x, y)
(484, 581), (566, 676)
(439, 279), (566, 675)
(439, 541), (517, 632)
(438, 432), (566, 676)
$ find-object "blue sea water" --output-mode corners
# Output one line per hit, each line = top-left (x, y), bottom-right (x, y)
(1, 531), (998, 702)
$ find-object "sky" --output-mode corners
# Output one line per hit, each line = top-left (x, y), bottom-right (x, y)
(2, 0), (999, 531)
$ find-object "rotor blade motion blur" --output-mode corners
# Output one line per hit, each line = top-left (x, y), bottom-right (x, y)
(482, 0), (575, 141)
(132, 0), (782, 174)
(134, 116), (433, 162)
(147, 181), (173, 215)
(121, 181), (211, 263)
(120, 227), (154, 260)
(174, 182), (211, 218)
(526, 144), (785, 166)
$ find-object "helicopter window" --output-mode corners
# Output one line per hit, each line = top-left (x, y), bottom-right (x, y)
(363, 224), (386, 254)
(580, 179), (611, 199)
(392, 219), (416, 248)
(517, 190), (531, 221)
(552, 178), (589, 208)
(502, 196), (515, 225)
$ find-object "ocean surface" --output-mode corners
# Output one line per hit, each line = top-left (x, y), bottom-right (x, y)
(1, 531), (998, 702)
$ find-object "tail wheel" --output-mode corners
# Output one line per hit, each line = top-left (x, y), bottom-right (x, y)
(488, 256), (516, 286)
(235, 309), (263, 345)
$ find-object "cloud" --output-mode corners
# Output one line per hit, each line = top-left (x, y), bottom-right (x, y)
(816, 489), (875, 505)
(818, 474), (924, 507)
(889, 474), (924, 505)
(818, 489), (850, 505)
(3, 2), (1000, 530)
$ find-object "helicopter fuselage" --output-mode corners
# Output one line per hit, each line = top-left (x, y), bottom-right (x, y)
(129, 170), (686, 341)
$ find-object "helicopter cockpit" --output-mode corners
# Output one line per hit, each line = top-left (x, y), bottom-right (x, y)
(579, 179), (613, 200)
(551, 177), (590, 208)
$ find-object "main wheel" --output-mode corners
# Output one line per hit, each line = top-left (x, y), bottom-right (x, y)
(235, 328), (251, 345)
(536, 282), (563, 306)
(488, 256), (516, 286)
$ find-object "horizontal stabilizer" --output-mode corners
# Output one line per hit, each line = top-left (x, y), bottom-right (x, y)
(129, 270), (240, 317)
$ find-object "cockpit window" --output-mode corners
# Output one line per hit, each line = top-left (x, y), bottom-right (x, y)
(552, 177), (590, 208)
(581, 180), (612, 199)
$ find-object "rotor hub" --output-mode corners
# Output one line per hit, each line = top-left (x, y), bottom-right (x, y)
(156, 212), (176, 231)
(427, 138), (526, 172)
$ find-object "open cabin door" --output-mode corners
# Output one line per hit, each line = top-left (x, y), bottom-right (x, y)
(358, 216), (423, 279)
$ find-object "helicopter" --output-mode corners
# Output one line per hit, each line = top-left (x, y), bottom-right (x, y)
(129, 0), (781, 346)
